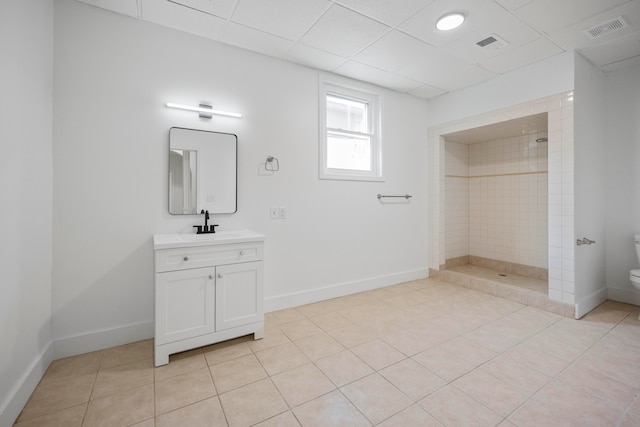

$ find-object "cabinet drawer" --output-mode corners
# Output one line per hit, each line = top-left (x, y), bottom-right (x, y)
(155, 242), (263, 273)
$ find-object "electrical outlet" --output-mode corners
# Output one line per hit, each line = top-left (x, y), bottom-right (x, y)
(269, 207), (279, 219)
(279, 207), (287, 219)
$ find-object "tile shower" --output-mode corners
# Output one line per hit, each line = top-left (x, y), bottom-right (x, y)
(444, 129), (549, 276)
(428, 92), (576, 313)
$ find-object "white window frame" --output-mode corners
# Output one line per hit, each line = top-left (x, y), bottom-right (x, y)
(319, 77), (383, 181)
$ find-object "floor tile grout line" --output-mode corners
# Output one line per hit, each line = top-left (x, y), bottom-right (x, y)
(333, 382), (382, 426)
(80, 351), (103, 426)
(496, 310), (639, 424)
(203, 352), (232, 427)
(615, 388), (640, 427)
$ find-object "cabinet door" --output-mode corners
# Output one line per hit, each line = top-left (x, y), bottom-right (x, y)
(156, 267), (215, 345)
(215, 262), (263, 331)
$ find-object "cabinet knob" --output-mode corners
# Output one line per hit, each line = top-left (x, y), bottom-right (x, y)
(183, 256), (189, 262)
(209, 275), (214, 280)
(217, 273), (224, 279)
(239, 250), (245, 256)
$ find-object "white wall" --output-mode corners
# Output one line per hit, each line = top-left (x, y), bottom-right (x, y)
(605, 63), (640, 305)
(573, 54), (608, 314)
(52, 0), (429, 357)
(427, 51), (575, 126)
(0, 0), (54, 424)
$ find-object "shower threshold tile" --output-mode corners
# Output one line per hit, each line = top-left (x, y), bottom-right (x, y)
(435, 264), (573, 318)
(450, 265), (547, 293)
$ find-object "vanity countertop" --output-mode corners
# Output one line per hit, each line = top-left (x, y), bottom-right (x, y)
(153, 230), (266, 250)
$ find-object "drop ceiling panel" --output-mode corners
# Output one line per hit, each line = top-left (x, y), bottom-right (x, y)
(601, 54), (640, 72)
(285, 44), (347, 71)
(434, 64), (496, 91)
(400, 0), (520, 48)
(77, 0), (140, 17)
(398, 48), (496, 90)
(141, 0), (227, 41)
(547, 1), (640, 51)
(336, 61), (425, 92)
(300, 4), (390, 57)
(231, 0), (331, 41)
(354, 31), (440, 72)
(580, 31), (640, 66)
(493, 0), (535, 11)
(166, 0), (237, 19)
(410, 84), (448, 99)
(513, 0), (632, 35)
(223, 23), (295, 58)
(446, 14), (542, 63)
(335, 0), (435, 26)
(479, 37), (565, 74)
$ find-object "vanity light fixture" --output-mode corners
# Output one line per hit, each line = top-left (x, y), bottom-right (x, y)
(165, 102), (242, 119)
(436, 12), (465, 31)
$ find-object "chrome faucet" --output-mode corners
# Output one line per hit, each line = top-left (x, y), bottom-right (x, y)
(193, 209), (218, 234)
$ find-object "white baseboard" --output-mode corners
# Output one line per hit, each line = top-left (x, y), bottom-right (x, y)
(607, 286), (640, 306)
(264, 268), (428, 313)
(0, 342), (54, 427)
(53, 321), (154, 360)
(574, 287), (608, 319)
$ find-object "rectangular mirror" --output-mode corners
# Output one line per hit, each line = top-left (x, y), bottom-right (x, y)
(169, 127), (237, 214)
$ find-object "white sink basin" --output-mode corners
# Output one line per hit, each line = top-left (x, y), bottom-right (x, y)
(153, 230), (265, 249)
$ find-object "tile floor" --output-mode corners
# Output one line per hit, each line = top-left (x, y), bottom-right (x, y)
(14, 278), (640, 427)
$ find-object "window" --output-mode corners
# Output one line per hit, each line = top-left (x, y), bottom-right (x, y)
(319, 79), (382, 181)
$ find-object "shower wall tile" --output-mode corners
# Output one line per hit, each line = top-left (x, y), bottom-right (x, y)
(446, 146), (549, 267)
(445, 141), (470, 259)
(549, 289), (562, 301)
(563, 292), (575, 304)
(463, 134), (548, 269)
(445, 177), (469, 259)
(549, 268), (562, 280)
(562, 270), (575, 285)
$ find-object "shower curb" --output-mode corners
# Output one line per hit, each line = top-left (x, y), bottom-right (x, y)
(434, 268), (574, 318)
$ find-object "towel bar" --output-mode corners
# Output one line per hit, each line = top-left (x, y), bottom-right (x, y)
(377, 194), (412, 200)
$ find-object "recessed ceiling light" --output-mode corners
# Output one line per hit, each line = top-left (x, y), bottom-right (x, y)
(436, 12), (465, 31)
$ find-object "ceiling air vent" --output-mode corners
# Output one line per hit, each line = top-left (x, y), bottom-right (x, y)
(475, 34), (509, 52)
(584, 16), (628, 39)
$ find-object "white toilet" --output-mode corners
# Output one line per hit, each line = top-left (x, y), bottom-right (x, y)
(631, 234), (640, 291)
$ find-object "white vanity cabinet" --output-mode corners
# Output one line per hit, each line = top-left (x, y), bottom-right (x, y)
(153, 231), (265, 366)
